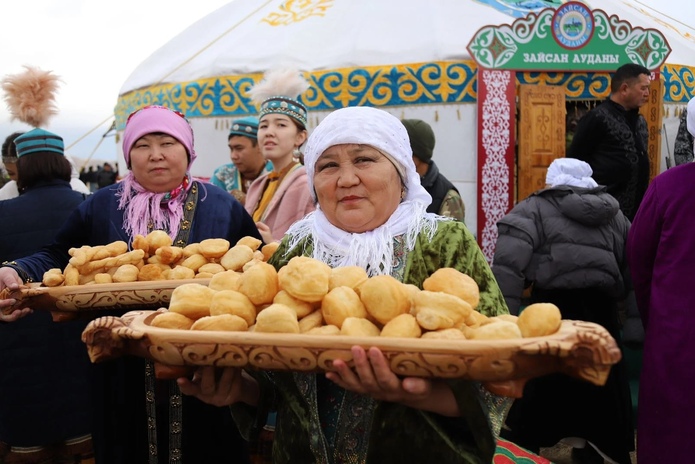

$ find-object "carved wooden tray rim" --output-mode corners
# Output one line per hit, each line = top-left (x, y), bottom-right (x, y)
(83, 310), (622, 392)
(3, 279), (211, 313)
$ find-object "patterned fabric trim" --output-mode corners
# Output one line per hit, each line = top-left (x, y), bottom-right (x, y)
(145, 184), (199, 463)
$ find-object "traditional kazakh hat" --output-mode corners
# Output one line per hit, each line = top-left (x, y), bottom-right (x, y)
(248, 68), (310, 128)
(229, 116), (259, 139)
(1, 66), (64, 157)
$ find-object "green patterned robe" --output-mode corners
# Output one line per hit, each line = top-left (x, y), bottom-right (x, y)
(232, 221), (510, 464)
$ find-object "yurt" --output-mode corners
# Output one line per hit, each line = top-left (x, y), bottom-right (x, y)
(115, 0), (695, 260)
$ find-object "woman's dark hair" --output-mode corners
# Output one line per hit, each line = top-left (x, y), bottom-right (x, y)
(1, 132), (24, 159)
(16, 152), (71, 191)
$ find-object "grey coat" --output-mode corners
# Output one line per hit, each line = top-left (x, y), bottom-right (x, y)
(492, 185), (630, 314)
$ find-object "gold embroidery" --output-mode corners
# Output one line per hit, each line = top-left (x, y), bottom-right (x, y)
(262, 0), (333, 26)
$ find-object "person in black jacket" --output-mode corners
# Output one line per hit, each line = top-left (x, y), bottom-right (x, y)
(401, 119), (465, 222)
(492, 157), (634, 464)
(567, 63), (651, 221)
(0, 128), (91, 463)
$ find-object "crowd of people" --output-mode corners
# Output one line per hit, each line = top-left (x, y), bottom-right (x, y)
(0, 60), (693, 464)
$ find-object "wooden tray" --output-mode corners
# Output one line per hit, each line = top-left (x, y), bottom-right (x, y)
(82, 310), (622, 397)
(1, 280), (210, 319)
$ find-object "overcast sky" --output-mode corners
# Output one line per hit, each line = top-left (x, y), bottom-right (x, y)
(0, 0), (230, 166)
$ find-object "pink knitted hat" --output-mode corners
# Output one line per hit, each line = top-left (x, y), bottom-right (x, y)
(122, 105), (196, 167)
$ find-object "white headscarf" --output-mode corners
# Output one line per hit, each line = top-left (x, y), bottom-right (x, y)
(546, 158), (598, 189)
(285, 106), (446, 276)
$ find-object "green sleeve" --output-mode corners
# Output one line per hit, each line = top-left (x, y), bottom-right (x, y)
(404, 220), (509, 317)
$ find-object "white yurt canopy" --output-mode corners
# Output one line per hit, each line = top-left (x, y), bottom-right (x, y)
(121, 0), (694, 94)
(116, 0), (695, 236)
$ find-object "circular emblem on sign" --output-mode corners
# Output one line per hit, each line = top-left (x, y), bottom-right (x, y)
(552, 1), (594, 50)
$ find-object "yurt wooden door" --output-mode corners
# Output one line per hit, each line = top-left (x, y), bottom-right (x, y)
(639, 76), (664, 181)
(517, 84), (566, 202)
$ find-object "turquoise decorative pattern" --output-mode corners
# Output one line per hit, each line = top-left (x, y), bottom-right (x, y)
(115, 62), (478, 130)
(115, 61), (695, 130)
(662, 64), (695, 104)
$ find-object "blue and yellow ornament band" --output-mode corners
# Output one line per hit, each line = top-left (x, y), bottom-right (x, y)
(115, 61), (695, 130)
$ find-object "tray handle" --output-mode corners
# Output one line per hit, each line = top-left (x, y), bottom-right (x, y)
(81, 314), (147, 363)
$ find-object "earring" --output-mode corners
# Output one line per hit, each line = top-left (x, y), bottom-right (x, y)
(293, 148), (301, 158)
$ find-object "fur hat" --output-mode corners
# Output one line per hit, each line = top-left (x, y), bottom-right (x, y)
(249, 68), (309, 128)
(229, 116), (259, 140)
(1, 66), (63, 158)
(401, 119), (435, 163)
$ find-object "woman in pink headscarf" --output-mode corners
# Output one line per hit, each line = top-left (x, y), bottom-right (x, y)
(0, 105), (260, 464)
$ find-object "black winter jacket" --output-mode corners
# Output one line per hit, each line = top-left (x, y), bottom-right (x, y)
(491, 185), (630, 314)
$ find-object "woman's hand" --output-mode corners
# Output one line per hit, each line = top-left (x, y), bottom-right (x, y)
(0, 267), (32, 322)
(327, 346), (461, 417)
(255, 222), (274, 245)
(177, 366), (260, 407)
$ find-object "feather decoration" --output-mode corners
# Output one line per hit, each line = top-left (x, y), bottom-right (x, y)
(1, 66), (61, 128)
(248, 68), (309, 105)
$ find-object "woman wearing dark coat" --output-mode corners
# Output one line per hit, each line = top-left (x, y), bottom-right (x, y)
(492, 158), (634, 464)
(0, 128), (91, 463)
(0, 106), (261, 464)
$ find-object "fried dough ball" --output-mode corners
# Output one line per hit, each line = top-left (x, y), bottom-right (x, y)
(340, 317), (381, 337)
(145, 230), (173, 255)
(254, 304), (300, 334)
(261, 242), (280, 262)
(180, 253), (208, 272)
(462, 310), (489, 328)
(468, 321), (522, 340)
(328, 266), (369, 291)
(380, 313), (421, 338)
(242, 258), (263, 272)
(402, 284), (420, 314)
(209, 290), (257, 326)
(357, 275), (410, 325)
(191, 314), (248, 332)
(220, 245), (254, 271)
(423, 268), (480, 309)
(273, 290), (314, 319)
(132, 234), (149, 255)
(321, 286), (367, 328)
(199, 238), (230, 259)
(112, 264), (140, 283)
(237, 261), (278, 305)
(306, 325), (341, 336)
(208, 270), (242, 291)
(198, 263), (227, 275)
(278, 256), (331, 303)
(155, 246), (185, 265)
(138, 264), (166, 281)
(169, 283), (216, 320)
(182, 243), (201, 257)
(64, 264), (79, 286)
(421, 328), (467, 340)
(489, 314), (519, 324)
(413, 291), (473, 331)
(166, 265), (196, 281)
(298, 310), (324, 333)
(94, 273), (113, 284)
(195, 272), (214, 279)
(42, 268), (65, 287)
(236, 236), (262, 251)
(517, 303), (562, 337)
(151, 311), (195, 330)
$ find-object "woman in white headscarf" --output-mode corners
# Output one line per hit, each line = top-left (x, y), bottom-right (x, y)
(492, 157), (634, 463)
(179, 106), (510, 463)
